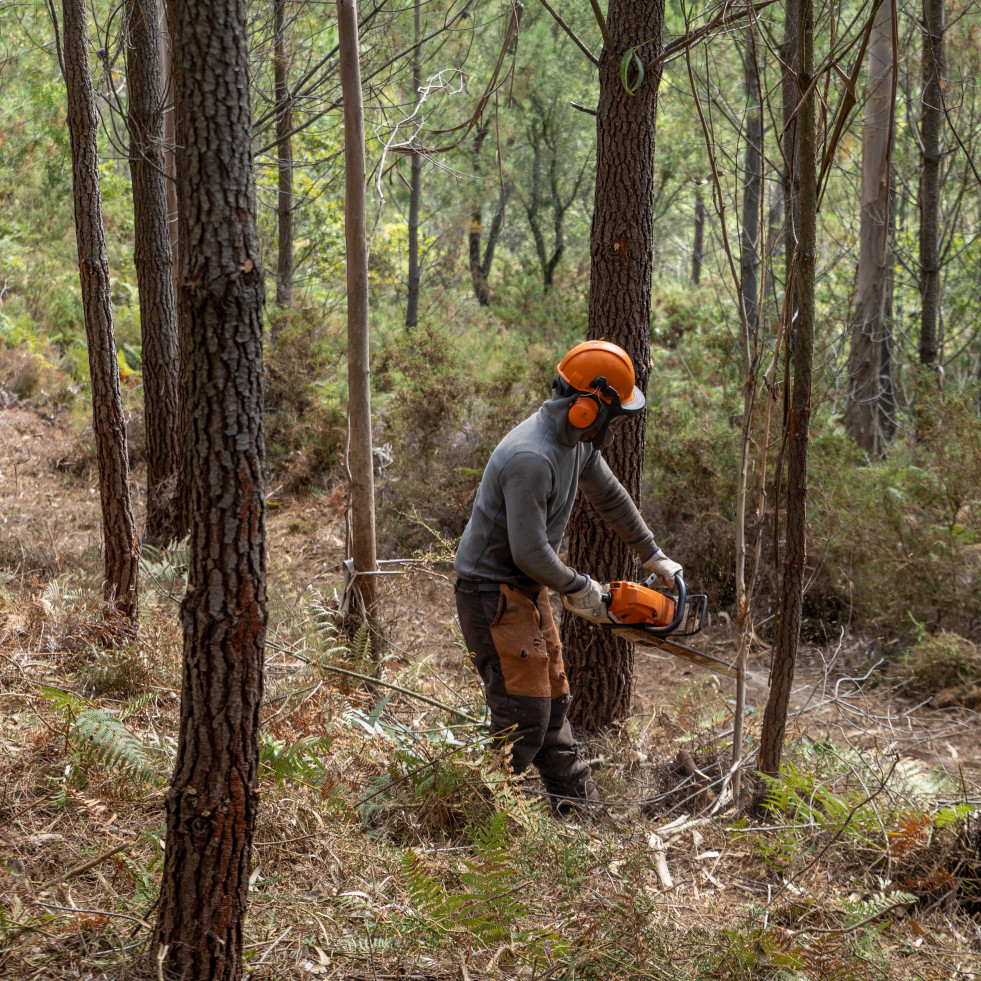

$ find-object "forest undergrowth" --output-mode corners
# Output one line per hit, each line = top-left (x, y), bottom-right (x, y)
(1, 411), (980, 978)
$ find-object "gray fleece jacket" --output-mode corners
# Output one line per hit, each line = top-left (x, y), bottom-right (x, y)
(454, 396), (657, 593)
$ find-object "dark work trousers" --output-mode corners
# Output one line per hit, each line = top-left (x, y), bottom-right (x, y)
(455, 579), (594, 803)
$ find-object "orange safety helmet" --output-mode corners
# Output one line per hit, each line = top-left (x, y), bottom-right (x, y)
(557, 340), (645, 428)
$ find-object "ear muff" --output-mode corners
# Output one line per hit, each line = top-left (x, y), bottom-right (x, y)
(568, 394), (602, 429)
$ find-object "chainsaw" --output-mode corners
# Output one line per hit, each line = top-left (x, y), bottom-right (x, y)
(568, 573), (736, 678)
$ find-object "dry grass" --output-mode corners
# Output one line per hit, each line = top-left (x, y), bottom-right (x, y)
(1, 404), (980, 980)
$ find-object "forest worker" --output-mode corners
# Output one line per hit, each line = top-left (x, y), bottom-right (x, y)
(454, 340), (682, 814)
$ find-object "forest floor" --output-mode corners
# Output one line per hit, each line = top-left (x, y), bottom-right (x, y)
(1, 399), (980, 980)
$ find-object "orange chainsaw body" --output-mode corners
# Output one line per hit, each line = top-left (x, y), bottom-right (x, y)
(606, 580), (677, 627)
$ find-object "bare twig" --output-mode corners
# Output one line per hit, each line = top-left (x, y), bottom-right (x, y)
(37, 840), (138, 894)
(537, 0), (598, 65)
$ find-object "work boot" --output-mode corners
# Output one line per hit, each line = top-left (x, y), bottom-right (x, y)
(549, 776), (599, 819)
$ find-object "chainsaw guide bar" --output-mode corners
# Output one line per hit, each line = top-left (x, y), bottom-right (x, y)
(610, 627), (737, 678)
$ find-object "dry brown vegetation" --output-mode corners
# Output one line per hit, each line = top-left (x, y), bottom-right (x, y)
(2, 393), (980, 980)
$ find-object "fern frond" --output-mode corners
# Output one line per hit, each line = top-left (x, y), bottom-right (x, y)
(69, 709), (158, 785)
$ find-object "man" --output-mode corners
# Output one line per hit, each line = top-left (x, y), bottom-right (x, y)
(454, 340), (682, 812)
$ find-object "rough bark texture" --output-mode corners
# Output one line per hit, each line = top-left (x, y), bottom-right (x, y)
(919, 0), (945, 367)
(151, 0), (267, 976)
(339, 0), (379, 634)
(843, 0), (896, 456)
(562, 0), (663, 731)
(125, 0), (181, 547)
(405, 0), (422, 328)
(62, 0), (140, 620)
(739, 28), (763, 336)
(274, 0), (294, 308)
(759, 0), (816, 779)
(160, 0), (191, 541)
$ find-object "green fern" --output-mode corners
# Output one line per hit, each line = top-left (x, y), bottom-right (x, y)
(69, 709), (159, 786)
(259, 733), (333, 787)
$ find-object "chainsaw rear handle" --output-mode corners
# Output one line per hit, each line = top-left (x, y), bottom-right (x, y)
(602, 573), (687, 637)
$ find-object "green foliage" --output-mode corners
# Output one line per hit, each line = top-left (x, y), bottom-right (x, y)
(898, 630), (981, 701)
(259, 733), (335, 788)
(41, 686), (161, 788)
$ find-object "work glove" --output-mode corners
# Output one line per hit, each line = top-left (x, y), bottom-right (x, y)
(561, 575), (610, 623)
(643, 548), (683, 589)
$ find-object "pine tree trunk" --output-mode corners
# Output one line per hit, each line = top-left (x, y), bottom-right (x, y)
(151, 0), (267, 975)
(844, 0), (896, 456)
(405, 0), (422, 328)
(125, 0), (180, 548)
(562, 0), (663, 731)
(339, 0), (379, 637)
(919, 0), (944, 367)
(782, 0), (801, 315)
(759, 0), (816, 779)
(274, 0), (294, 308)
(62, 0), (140, 620)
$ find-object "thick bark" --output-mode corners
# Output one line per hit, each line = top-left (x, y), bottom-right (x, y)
(151, 0), (267, 976)
(274, 0), (294, 308)
(843, 0), (896, 456)
(562, 0), (663, 731)
(759, 0), (816, 779)
(692, 188), (704, 285)
(125, 0), (180, 547)
(739, 28), (763, 337)
(339, 0), (379, 635)
(160, 0), (190, 541)
(406, 0), (422, 328)
(919, 0), (945, 367)
(62, 0), (140, 620)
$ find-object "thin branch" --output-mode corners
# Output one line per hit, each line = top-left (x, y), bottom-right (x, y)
(587, 0), (611, 52)
(537, 0), (598, 65)
(569, 101), (597, 116)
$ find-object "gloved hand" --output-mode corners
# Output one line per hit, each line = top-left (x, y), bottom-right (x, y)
(561, 575), (610, 623)
(643, 548), (683, 588)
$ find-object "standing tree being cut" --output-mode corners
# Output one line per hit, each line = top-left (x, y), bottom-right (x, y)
(151, 0), (268, 976)
(552, 0), (664, 729)
(62, 0), (140, 621)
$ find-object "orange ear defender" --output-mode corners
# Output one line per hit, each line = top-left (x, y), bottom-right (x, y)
(567, 393), (602, 428)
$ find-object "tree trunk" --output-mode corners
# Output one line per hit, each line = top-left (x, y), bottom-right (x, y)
(405, 0), (422, 328)
(739, 28), (763, 337)
(339, 0), (379, 639)
(468, 123), (504, 306)
(125, 0), (180, 548)
(562, 0), (663, 731)
(782, 0), (801, 320)
(692, 188), (704, 285)
(151, 0), (267, 975)
(843, 0), (896, 456)
(759, 0), (816, 779)
(274, 0), (294, 309)
(62, 0), (140, 621)
(919, 0), (945, 367)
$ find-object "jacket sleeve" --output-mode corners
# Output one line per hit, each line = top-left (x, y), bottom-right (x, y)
(577, 450), (657, 561)
(500, 452), (583, 593)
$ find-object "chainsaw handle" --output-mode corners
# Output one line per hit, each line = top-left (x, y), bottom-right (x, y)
(642, 572), (686, 637)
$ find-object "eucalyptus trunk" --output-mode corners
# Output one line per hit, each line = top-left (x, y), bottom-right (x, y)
(919, 0), (945, 367)
(563, 0), (663, 731)
(843, 0), (896, 456)
(406, 0), (423, 328)
(62, 0), (140, 620)
(274, 0), (294, 308)
(151, 0), (267, 974)
(339, 0), (379, 638)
